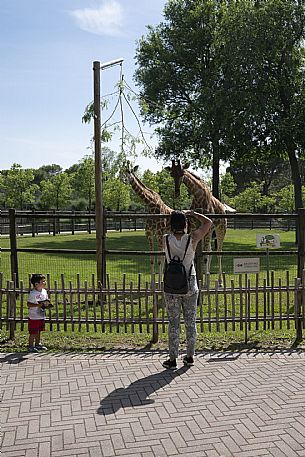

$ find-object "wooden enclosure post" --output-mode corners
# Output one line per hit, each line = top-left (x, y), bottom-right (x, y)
(297, 208), (305, 278)
(71, 211), (75, 235)
(93, 60), (106, 286)
(88, 209), (92, 234)
(9, 208), (19, 286)
(53, 209), (56, 236)
(8, 280), (16, 340)
(31, 209), (35, 237)
(196, 240), (203, 283)
(296, 208), (305, 340)
(151, 277), (159, 343)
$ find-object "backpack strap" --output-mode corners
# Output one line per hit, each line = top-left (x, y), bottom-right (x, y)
(166, 234), (191, 263)
(182, 234), (191, 261)
(165, 235), (172, 261)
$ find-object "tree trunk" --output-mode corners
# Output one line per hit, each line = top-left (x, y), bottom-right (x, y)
(287, 146), (302, 244)
(212, 145), (220, 199)
(287, 147), (303, 211)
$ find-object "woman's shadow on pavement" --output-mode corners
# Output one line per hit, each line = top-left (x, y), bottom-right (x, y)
(97, 365), (190, 415)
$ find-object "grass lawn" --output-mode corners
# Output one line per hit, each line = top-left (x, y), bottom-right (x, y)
(0, 228), (298, 285)
(1, 323), (302, 353)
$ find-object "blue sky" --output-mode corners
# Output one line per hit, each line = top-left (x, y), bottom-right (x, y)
(0, 0), (166, 172)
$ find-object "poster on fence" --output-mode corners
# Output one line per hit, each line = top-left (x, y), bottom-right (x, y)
(233, 258), (260, 274)
(256, 234), (280, 248)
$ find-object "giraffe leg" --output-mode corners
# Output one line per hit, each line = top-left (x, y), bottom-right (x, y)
(203, 232), (212, 288)
(145, 225), (155, 280)
(215, 227), (226, 287)
(156, 235), (165, 292)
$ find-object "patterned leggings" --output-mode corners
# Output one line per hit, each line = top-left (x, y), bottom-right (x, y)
(164, 289), (199, 360)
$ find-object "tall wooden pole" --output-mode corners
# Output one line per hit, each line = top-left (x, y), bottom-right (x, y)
(93, 61), (105, 286)
(9, 208), (19, 286)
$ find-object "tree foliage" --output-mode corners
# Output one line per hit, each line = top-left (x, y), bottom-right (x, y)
(135, 0), (224, 195)
(39, 172), (73, 210)
(135, 0), (305, 209)
(2, 163), (38, 209)
(72, 155), (95, 211)
(218, 0), (305, 210)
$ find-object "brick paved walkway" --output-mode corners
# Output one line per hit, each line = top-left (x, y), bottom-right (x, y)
(1, 349), (305, 457)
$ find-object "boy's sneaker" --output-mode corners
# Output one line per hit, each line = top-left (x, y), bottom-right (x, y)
(28, 346), (39, 353)
(35, 344), (48, 351)
(183, 356), (194, 366)
(162, 358), (177, 370)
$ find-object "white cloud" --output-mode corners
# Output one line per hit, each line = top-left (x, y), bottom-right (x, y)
(70, 0), (124, 37)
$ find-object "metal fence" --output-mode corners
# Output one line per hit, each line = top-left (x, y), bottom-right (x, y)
(0, 209), (297, 236)
(0, 210), (146, 236)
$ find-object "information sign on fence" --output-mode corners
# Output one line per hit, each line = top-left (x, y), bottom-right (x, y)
(233, 258), (260, 274)
(256, 234), (280, 248)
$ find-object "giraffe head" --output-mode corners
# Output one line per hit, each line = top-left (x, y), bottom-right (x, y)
(165, 160), (190, 198)
(120, 160), (166, 207)
(120, 160), (138, 184)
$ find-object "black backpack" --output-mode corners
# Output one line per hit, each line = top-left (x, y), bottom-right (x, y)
(163, 235), (191, 295)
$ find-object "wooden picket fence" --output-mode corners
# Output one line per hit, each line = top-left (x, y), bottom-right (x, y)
(1, 270), (304, 342)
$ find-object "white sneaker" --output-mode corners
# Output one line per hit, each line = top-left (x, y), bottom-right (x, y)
(35, 344), (48, 351)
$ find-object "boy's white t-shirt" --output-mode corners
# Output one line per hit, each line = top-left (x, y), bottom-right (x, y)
(28, 288), (48, 320)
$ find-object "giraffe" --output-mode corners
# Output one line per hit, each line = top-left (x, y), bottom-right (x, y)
(167, 160), (227, 286)
(122, 164), (173, 274)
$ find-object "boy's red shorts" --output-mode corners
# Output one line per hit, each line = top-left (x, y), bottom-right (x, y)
(28, 319), (45, 335)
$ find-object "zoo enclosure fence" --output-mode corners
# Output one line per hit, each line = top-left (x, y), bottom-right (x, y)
(1, 209), (304, 286)
(0, 209), (297, 237)
(1, 209), (305, 341)
(1, 269), (305, 343)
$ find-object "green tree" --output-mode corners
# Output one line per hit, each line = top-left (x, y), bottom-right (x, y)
(40, 172), (73, 210)
(274, 185), (305, 213)
(73, 155), (95, 211)
(220, 171), (237, 207)
(104, 178), (131, 211)
(33, 164), (62, 185)
(0, 173), (4, 207)
(135, 0), (225, 197)
(218, 0), (305, 210)
(135, 0), (305, 210)
(274, 185), (295, 213)
(227, 154), (291, 196)
(233, 182), (275, 213)
(2, 163), (38, 209)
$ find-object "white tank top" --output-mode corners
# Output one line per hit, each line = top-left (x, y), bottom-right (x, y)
(164, 233), (196, 277)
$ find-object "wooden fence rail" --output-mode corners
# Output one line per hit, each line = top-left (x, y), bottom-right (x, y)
(1, 271), (304, 343)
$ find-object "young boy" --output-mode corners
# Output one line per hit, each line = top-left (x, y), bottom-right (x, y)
(27, 274), (49, 353)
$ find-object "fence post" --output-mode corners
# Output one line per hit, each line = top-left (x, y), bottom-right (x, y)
(88, 209), (91, 234)
(119, 211), (122, 232)
(296, 208), (305, 340)
(9, 208), (19, 286)
(53, 210), (56, 236)
(102, 208), (106, 285)
(195, 240), (203, 284)
(71, 211), (75, 235)
(151, 275), (158, 343)
(8, 280), (16, 340)
(31, 209), (35, 237)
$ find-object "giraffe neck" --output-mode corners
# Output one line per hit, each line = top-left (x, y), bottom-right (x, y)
(183, 171), (211, 207)
(128, 172), (171, 213)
